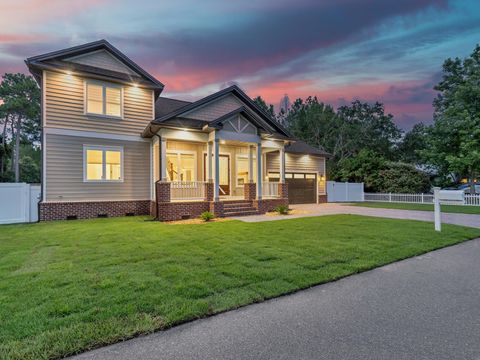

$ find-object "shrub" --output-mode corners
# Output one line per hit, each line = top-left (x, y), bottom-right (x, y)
(200, 211), (215, 222)
(274, 205), (290, 215)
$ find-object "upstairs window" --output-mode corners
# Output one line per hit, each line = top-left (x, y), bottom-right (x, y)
(84, 145), (123, 182)
(86, 81), (122, 118)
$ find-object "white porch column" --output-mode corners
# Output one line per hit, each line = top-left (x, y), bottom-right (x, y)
(279, 147), (286, 183)
(248, 145), (254, 183)
(213, 138), (220, 201)
(160, 137), (167, 181)
(207, 141), (213, 181)
(256, 143), (262, 199)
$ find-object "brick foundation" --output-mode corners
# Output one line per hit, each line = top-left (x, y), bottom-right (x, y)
(39, 200), (152, 221)
(157, 201), (210, 221)
(318, 194), (328, 203)
(253, 198), (289, 214)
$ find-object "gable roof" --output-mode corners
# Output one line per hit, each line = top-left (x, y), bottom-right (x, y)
(155, 97), (191, 118)
(285, 140), (331, 157)
(25, 39), (164, 94)
(144, 85), (292, 138)
(206, 106), (276, 134)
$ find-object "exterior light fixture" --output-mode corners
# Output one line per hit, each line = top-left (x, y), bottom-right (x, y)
(133, 83), (139, 88)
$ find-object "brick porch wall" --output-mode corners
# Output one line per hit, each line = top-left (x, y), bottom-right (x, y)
(253, 198), (289, 214)
(157, 201), (210, 221)
(39, 200), (152, 221)
(318, 194), (328, 203)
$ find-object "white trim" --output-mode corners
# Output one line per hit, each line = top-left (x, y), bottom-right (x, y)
(44, 127), (148, 142)
(83, 145), (124, 183)
(42, 70), (47, 202)
(84, 79), (124, 119)
(165, 149), (197, 182)
(43, 199), (151, 204)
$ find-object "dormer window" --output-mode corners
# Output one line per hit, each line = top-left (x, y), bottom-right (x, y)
(85, 81), (122, 118)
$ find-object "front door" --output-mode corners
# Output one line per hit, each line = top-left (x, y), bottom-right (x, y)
(204, 154), (230, 196)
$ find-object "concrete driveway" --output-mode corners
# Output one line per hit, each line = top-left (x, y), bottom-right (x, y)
(72, 238), (480, 360)
(235, 203), (480, 228)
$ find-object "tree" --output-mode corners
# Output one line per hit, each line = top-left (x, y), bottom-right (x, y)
(397, 123), (428, 165)
(284, 97), (402, 177)
(336, 100), (402, 160)
(253, 96), (276, 118)
(335, 149), (431, 193)
(0, 73), (40, 182)
(423, 45), (480, 193)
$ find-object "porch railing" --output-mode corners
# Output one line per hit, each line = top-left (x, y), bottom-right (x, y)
(170, 181), (207, 201)
(262, 181), (280, 198)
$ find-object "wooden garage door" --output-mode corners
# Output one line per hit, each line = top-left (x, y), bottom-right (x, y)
(286, 173), (316, 204)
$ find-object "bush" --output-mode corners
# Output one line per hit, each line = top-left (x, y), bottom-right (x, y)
(274, 205), (290, 215)
(200, 211), (215, 222)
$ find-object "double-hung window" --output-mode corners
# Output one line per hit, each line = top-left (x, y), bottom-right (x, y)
(236, 155), (256, 187)
(84, 145), (123, 182)
(86, 81), (122, 118)
(166, 151), (196, 182)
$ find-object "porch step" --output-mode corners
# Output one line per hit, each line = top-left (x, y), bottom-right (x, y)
(222, 200), (258, 217)
(223, 210), (260, 217)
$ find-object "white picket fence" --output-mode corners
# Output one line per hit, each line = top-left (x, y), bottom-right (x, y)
(364, 192), (480, 206)
(0, 183), (41, 224)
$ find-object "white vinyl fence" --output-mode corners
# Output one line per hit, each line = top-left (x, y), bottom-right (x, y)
(0, 183), (40, 224)
(364, 192), (480, 206)
(327, 181), (364, 202)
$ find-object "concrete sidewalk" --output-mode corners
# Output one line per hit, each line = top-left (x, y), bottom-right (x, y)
(234, 203), (480, 228)
(72, 238), (480, 360)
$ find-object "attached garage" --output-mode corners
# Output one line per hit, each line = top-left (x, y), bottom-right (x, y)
(286, 173), (317, 204)
(265, 141), (330, 204)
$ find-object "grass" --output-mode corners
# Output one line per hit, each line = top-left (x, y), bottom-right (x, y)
(0, 215), (479, 359)
(350, 201), (480, 214)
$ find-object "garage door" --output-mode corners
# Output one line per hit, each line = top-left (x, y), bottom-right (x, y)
(286, 173), (317, 204)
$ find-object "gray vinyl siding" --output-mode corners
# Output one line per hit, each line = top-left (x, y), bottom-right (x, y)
(44, 71), (153, 135)
(267, 152), (326, 174)
(65, 50), (137, 75)
(45, 133), (150, 202)
(183, 94), (243, 121)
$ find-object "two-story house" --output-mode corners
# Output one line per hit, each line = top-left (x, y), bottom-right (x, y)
(26, 40), (329, 221)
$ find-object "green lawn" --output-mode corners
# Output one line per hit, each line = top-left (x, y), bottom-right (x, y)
(351, 201), (480, 214)
(1, 216), (479, 359)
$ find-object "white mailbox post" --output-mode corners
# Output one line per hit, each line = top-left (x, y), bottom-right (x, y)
(434, 188), (465, 232)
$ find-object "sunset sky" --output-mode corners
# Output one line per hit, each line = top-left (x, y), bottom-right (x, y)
(1, 0), (479, 129)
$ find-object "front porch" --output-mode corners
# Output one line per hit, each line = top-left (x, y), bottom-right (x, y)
(152, 135), (289, 221)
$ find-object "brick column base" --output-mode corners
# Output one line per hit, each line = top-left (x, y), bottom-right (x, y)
(244, 182), (256, 200)
(278, 182), (288, 198)
(205, 182), (214, 201)
(318, 194), (328, 203)
(210, 201), (224, 217)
